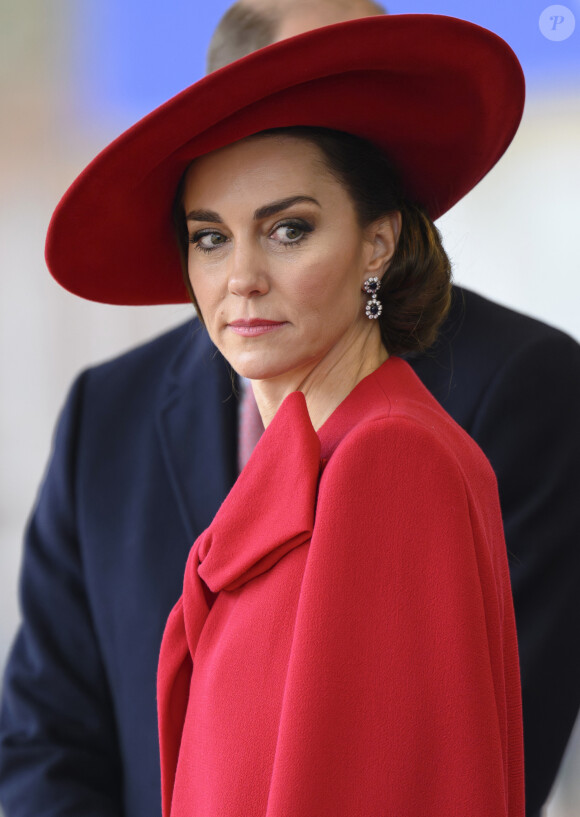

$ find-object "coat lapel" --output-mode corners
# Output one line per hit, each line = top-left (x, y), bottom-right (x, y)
(156, 322), (238, 543)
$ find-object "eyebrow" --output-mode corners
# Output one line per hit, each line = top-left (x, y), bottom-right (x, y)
(254, 195), (320, 221)
(185, 195), (321, 224)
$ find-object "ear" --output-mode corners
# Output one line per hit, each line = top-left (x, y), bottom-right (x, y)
(362, 211), (402, 280)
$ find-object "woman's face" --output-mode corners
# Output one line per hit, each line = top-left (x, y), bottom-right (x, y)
(183, 134), (396, 382)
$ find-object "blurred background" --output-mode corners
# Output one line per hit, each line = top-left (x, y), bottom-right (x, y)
(0, 1), (578, 814)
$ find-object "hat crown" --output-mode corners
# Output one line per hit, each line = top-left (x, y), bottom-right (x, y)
(45, 15), (525, 305)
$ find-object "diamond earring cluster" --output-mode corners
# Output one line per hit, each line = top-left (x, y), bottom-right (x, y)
(363, 277), (382, 319)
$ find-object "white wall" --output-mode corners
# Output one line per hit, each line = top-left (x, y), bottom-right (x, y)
(440, 96), (580, 341)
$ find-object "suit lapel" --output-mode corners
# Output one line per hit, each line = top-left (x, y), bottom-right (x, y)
(156, 323), (238, 543)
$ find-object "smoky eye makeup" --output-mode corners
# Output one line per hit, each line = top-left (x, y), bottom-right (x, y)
(189, 229), (228, 253)
(269, 218), (314, 246)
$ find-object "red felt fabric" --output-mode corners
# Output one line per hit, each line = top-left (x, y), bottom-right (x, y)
(45, 15), (525, 306)
(157, 356), (524, 816)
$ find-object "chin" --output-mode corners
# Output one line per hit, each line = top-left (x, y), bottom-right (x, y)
(227, 352), (299, 383)
(231, 362), (285, 382)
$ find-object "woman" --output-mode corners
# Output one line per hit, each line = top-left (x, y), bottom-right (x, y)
(45, 15), (526, 817)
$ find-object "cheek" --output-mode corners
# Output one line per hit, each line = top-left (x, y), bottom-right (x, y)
(290, 243), (364, 319)
(187, 256), (222, 315)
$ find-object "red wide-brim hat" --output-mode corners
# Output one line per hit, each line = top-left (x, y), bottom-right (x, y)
(45, 14), (525, 305)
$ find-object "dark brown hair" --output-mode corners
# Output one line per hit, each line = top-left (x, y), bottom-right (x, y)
(173, 127), (451, 356)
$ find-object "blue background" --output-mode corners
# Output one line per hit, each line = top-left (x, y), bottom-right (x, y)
(73, 1), (579, 128)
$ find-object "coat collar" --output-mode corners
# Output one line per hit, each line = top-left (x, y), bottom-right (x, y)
(197, 392), (321, 593)
(156, 321), (238, 543)
(164, 351), (423, 593)
(194, 357), (419, 595)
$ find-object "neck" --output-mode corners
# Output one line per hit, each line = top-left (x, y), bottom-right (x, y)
(251, 324), (388, 431)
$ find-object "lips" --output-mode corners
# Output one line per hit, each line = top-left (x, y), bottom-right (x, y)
(228, 319), (287, 337)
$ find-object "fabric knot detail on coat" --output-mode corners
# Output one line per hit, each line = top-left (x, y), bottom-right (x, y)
(158, 359), (525, 817)
(194, 391), (321, 593)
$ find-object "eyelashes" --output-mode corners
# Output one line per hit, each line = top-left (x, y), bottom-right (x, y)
(189, 230), (227, 254)
(189, 218), (314, 255)
(270, 219), (314, 246)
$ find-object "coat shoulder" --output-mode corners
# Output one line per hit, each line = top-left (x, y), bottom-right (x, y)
(324, 359), (497, 499)
(411, 286), (580, 424)
(81, 320), (198, 395)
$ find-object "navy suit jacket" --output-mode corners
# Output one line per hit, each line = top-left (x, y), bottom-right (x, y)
(1, 286), (579, 817)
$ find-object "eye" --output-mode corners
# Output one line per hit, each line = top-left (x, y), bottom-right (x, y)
(270, 219), (313, 245)
(189, 230), (228, 253)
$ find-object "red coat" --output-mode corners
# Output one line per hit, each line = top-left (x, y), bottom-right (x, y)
(157, 356), (525, 817)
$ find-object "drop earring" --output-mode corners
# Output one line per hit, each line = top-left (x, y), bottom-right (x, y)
(363, 276), (382, 319)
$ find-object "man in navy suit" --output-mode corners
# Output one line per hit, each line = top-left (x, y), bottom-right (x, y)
(1, 2), (579, 816)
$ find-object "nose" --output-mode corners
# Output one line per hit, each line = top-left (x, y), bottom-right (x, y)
(227, 239), (269, 298)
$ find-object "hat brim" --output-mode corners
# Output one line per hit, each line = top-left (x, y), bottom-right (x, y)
(45, 14), (525, 305)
